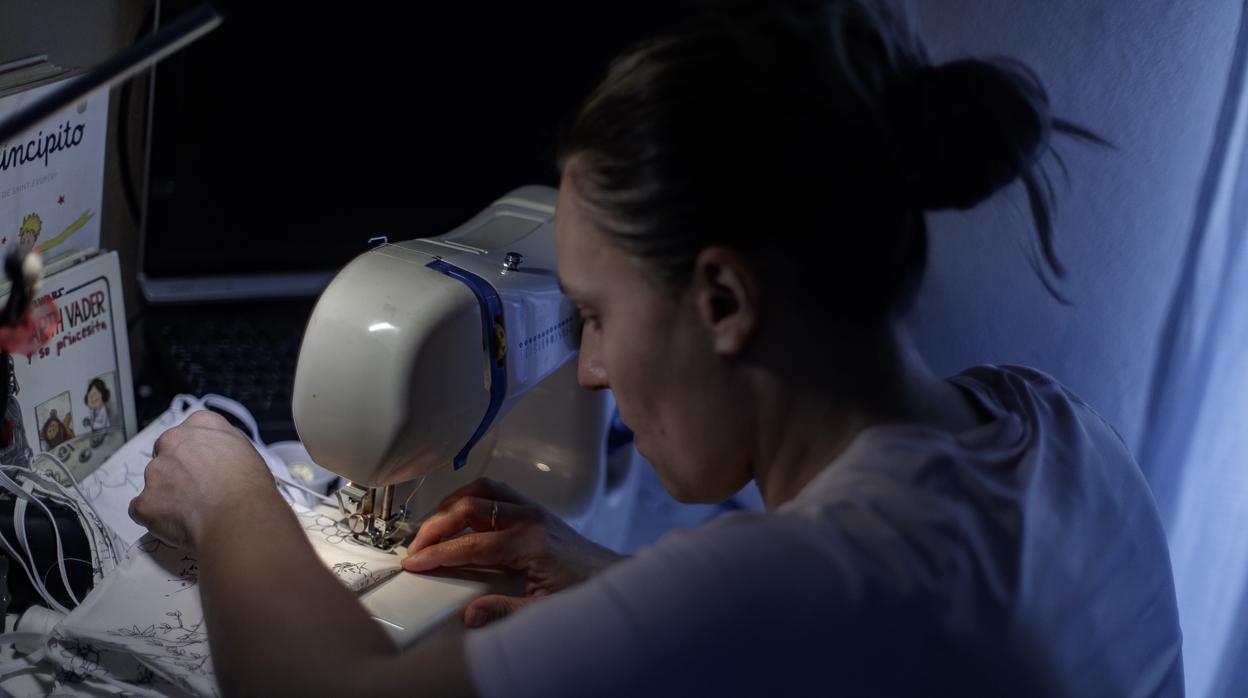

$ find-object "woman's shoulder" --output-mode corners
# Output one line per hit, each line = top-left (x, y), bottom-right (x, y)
(952, 363), (1133, 451)
(953, 363), (1077, 403)
(953, 363), (1109, 419)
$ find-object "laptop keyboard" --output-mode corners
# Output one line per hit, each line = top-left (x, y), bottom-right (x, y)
(146, 301), (313, 443)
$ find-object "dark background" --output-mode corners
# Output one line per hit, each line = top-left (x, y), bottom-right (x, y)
(144, 0), (687, 277)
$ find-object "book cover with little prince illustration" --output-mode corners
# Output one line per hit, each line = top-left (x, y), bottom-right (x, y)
(0, 74), (107, 264)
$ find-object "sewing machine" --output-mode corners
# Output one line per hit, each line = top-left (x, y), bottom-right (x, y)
(291, 185), (639, 645)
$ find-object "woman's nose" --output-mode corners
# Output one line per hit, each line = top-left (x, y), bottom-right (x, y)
(577, 329), (610, 391)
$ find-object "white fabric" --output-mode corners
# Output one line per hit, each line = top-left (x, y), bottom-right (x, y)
(46, 504), (404, 697)
(72, 394), (300, 548)
(73, 395), (200, 547)
(465, 365), (1183, 696)
(22, 394), (401, 695)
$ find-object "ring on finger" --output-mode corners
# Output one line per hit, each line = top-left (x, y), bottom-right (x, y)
(490, 499), (498, 531)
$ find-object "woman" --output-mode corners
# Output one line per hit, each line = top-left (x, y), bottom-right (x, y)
(130, 0), (1183, 694)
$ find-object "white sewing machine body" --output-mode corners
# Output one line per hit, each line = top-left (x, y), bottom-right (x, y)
(296, 185), (580, 485)
(292, 186), (639, 645)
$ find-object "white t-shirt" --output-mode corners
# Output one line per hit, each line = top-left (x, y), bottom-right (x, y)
(465, 365), (1184, 696)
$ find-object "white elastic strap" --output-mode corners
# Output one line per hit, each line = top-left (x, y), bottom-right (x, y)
(27, 452), (123, 571)
(273, 472), (336, 505)
(11, 474), (82, 609)
(12, 482), (41, 604)
(200, 394), (261, 442)
(165, 394), (200, 425)
(0, 469), (83, 609)
(197, 394), (300, 503)
(0, 470), (70, 614)
(11, 480), (71, 611)
(28, 483), (119, 581)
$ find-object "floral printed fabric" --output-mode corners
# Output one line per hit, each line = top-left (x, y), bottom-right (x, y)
(45, 504), (403, 696)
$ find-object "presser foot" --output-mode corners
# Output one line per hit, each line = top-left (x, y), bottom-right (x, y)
(335, 482), (410, 551)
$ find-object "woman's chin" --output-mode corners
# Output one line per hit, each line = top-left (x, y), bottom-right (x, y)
(645, 462), (703, 503)
(633, 434), (711, 502)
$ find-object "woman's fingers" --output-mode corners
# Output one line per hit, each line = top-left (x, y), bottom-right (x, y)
(462, 594), (536, 628)
(127, 494), (147, 528)
(408, 496), (531, 554)
(437, 477), (533, 511)
(401, 530), (521, 572)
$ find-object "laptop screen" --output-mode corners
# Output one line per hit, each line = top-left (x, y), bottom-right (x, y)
(142, 1), (680, 292)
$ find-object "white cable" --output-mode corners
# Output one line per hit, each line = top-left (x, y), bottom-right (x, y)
(10, 473), (82, 607)
(42, 557), (93, 592)
(0, 468), (79, 611)
(12, 482), (43, 605)
(12, 479), (78, 613)
(0, 447), (134, 614)
(401, 475), (429, 519)
(24, 451), (123, 570)
(32, 451), (111, 529)
(0, 466), (113, 576)
(0, 450), (120, 609)
(273, 472), (336, 505)
(12, 481), (34, 573)
(0, 469), (70, 614)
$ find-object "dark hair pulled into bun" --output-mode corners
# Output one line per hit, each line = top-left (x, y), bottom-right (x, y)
(889, 59), (1051, 212)
(559, 0), (1106, 316)
(886, 57), (1107, 291)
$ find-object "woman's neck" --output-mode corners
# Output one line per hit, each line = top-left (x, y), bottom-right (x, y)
(752, 323), (987, 509)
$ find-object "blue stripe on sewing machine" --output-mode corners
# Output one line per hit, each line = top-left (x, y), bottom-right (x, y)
(425, 259), (507, 470)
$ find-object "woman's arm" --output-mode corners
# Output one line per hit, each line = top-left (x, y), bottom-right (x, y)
(130, 411), (475, 697)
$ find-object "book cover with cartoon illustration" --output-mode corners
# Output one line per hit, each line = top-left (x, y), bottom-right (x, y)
(0, 74), (107, 264)
(2, 251), (137, 480)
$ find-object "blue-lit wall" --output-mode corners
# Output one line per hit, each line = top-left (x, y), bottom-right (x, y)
(903, 3), (1246, 695)
(903, 0), (1240, 454)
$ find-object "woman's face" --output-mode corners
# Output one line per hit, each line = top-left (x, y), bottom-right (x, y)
(87, 386), (104, 410)
(555, 170), (752, 503)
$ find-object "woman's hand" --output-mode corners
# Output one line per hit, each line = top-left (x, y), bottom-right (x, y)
(129, 410), (280, 551)
(403, 477), (623, 628)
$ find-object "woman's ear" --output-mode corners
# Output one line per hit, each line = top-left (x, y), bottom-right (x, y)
(692, 246), (759, 356)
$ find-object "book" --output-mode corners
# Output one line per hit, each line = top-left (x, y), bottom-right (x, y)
(0, 63), (107, 265)
(0, 250), (137, 480)
(0, 56), (67, 95)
